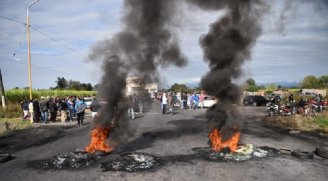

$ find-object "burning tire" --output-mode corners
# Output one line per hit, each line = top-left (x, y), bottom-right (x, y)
(101, 152), (159, 172)
(291, 149), (314, 159)
(315, 146), (328, 159)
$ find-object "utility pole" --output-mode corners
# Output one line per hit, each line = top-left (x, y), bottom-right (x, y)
(0, 67), (5, 107)
(26, 0), (40, 100)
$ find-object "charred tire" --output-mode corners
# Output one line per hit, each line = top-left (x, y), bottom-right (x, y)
(0, 154), (13, 163)
(291, 150), (314, 159)
(315, 146), (328, 159)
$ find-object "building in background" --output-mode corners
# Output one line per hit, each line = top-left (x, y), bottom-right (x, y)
(126, 77), (158, 98)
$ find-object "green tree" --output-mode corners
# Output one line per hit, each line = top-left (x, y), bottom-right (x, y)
(168, 83), (188, 92)
(246, 78), (256, 86)
(247, 85), (259, 92)
(68, 80), (81, 90)
(301, 75), (319, 88)
(318, 75), (328, 88)
(55, 77), (68, 89)
(266, 83), (277, 92)
(80, 83), (93, 91)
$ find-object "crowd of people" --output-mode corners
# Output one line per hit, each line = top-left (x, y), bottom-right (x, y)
(160, 92), (206, 115)
(20, 95), (101, 126)
(127, 93), (149, 120)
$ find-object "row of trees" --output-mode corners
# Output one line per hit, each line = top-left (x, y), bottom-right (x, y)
(301, 75), (328, 89)
(162, 83), (201, 93)
(54, 77), (93, 91)
(245, 74), (328, 92)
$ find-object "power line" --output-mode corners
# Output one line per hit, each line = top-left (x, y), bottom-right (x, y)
(0, 15), (88, 59)
(0, 15), (26, 25)
(30, 26), (87, 58)
(1, 59), (65, 74)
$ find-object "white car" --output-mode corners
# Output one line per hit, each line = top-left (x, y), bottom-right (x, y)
(200, 96), (217, 108)
(84, 97), (92, 109)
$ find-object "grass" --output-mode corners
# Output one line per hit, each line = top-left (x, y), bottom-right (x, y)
(0, 118), (32, 135)
(0, 103), (22, 118)
(265, 110), (328, 135)
(315, 116), (328, 128)
(5, 89), (96, 103)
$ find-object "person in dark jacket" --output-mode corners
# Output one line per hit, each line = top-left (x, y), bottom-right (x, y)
(39, 97), (49, 123)
(33, 98), (41, 123)
(75, 97), (87, 126)
(60, 98), (68, 123)
(21, 100), (29, 120)
(48, 98), (57, 122)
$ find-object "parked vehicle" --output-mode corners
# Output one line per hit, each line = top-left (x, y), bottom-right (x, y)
(267, 102), (294, 117)
(200, 96), (217, 108)
(243, 95), (269, 106)
(281, 104), (293, 116)
(267, 102), (281, 117)
(322, 100), (328, 110)
(84, 97), (92, 109)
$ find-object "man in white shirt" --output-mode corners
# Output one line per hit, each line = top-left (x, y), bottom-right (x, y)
(162, 93), (168, 115)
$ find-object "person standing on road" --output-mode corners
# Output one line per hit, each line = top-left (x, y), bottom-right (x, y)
(181, 93), (187, 109)
(39, 97), (49, 123)
(128, 94), (136, 119)
(192, 93), (199, 110)
(162, 93), (168, 114)
(48, 98), (57, 122)
(188, 94), (193, 110)
(21, 100), (29, 120)
(90, 95), (101, 119)
(60, 98), (68, 123)
(75, 97), (87, 126)
(67, 97), (74, 122)
(167, 92), (173, 112)
(28, 100), (34, 123)
(199, 91), (205, 109)
(33, 98), (40, 123)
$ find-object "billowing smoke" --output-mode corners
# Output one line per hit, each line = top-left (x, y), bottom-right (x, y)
(89, 0), (187, 143)
(90, 0), (270, 144)
(188, 0), (268, 140)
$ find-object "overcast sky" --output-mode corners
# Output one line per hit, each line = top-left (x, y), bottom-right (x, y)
(0, 0), (327, 90)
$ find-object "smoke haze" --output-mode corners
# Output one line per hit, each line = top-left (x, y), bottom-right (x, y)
(89, 0), (187, 143)
(187, 0), (268, 140)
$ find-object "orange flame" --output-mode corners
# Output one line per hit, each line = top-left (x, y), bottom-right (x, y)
(85, 127), (113, 153)
(208, 128), (240, 152)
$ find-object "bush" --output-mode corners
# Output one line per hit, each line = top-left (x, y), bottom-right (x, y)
(0, 118), (31, 134)
(0, 103), (22, 118)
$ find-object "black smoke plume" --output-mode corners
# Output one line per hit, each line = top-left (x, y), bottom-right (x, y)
(188, 0), (268, 140)
(89, 0), (187, 143)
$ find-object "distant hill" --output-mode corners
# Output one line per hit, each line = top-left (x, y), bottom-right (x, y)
(181, 81), (300, 89)
(258, 81), (300, 88)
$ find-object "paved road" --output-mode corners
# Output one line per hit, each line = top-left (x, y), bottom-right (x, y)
(0, 102), (327, 181)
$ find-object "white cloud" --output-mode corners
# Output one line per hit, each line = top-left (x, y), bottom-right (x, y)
(0, 0), (327, 89)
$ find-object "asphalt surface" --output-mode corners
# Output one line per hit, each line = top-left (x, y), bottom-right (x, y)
(0, 102), (327, 181)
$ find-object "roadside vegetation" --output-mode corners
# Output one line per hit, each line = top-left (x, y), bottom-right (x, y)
(264, 110), (328, 135)
(5, 89), (96, 103)
(0, 102), (21, 118)
(0, 118), (31, 135)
